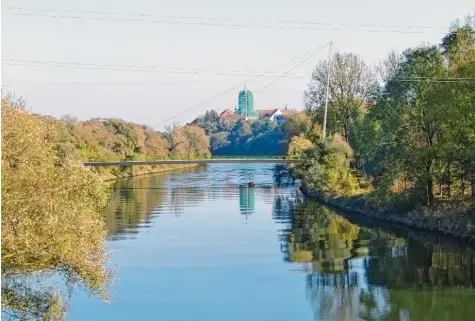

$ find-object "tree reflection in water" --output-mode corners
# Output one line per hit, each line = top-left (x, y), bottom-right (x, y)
(279, 199), (475, 321)
(104, 175), (168, 240)
(102, 165), (475, 321)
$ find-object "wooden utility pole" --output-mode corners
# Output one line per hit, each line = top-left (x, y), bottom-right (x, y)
(322, 40), (332, 143)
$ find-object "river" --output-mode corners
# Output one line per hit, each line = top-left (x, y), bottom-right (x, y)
(68, 164), (475, 321)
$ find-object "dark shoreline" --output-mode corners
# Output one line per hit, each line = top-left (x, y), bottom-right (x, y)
(299, 184), (475, 244)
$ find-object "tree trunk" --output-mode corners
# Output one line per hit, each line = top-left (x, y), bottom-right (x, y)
(343, 123), (350, 144)
(426, 161), (434, 206)
(427, 178), (434, 206)
(461, 176), (465, 202)
(447, 164), (451, 198)
(471, 177), (475, 198)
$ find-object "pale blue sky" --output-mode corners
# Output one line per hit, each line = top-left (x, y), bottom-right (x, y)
(1, 0), (473, 129)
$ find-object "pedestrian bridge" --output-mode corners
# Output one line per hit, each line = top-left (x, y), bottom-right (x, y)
(84, 158), (305, 167)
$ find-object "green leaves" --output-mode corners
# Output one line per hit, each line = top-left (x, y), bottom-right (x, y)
(300, 13), (475, 210)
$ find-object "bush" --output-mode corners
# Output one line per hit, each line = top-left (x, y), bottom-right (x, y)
(2, 96), (111, 320)
(294, 134), (360, 196)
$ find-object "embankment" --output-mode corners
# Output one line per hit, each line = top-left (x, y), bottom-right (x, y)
(300, 184), (475, 242)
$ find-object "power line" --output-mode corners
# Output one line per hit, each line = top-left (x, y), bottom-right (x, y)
(1, 79), (230, 85)
(393, 76), (475, 80)
(392, 78), (475, 82)
(155, 42), (330, 126)
(3, 6), (447, 30)
(4, 60), (475, 82)
(1, 60), (303, 76)
(1, 60), (310, 78)
(1, 7), (451, 34)
(255, 44), (327, 95)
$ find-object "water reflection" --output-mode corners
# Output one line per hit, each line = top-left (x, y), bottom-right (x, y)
(239, 186), (255, 216)
(104, 164), (298, 238)
(104, 176), (167, 240)
(99, 164), (475, 321)
(281, 201), (475, 321)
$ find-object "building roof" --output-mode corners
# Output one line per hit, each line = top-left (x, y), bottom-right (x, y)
(218, 107), (299, 122)
(280, 108), (298, 117)
(220, 114), (246, 123)
(219, 109), (234, 117)
(256, 109), (279, 118)
(256, 109), (276, 115)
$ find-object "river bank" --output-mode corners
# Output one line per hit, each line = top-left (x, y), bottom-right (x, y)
(74, 163), (475, 321)
(300, 184), (475, 242)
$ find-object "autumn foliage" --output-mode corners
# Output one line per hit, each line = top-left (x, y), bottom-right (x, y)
(1, 96), (110, 320)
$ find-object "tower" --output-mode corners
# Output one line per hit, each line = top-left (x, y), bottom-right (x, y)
(236, 86), (257, 119)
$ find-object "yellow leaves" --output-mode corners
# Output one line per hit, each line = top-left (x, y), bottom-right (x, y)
(290, 250), (313, 263)
(327, 133), (353, 158)
(2, 96), (111, 319)
(288, 135), (312, 158)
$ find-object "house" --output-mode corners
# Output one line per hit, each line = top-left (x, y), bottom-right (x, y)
(218, 105), (299, 125)
(219, 109), (235, 119)
(274, 106), (297, 126)
(257, 109), (281, 121)
(219, 109), (242, 124)
(257, 106), (298, 125)
(280, 106), (298, 117)
(219, 113), (246, 124)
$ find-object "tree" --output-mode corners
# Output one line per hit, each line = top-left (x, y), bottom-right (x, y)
(377, 50), (403, 83)
(210, 132), (229, 151)
(238, 121), (252, 137)
(439, 21), (475, 198)
(1, 95), (111, 320)
(441, 14), (475, 66)
(203, 110), (219, 123)
(294, 134), (358, 195)
(365, 45), (449, 206)
(163, 122), (185, 157)
(287, 135), (313, 159)
(182, 125), (211, 158)
(282, 112), (309, 134)
(305, 52), (377, 144)
(251, 119), (277, 135)
(282, 112), (322, 143)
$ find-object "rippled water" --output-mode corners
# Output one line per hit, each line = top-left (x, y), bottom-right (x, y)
(68, 164), (475, 321)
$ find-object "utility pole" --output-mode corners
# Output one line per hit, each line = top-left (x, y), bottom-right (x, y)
(322, 40), (332, 143)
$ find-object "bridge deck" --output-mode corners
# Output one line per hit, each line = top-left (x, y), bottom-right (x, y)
(84, 159), (305, 166)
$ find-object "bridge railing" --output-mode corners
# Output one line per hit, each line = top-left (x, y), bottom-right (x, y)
(84, 155), (306, 162)
(83, 157), (307, 166)
(210, 155), (307, 160)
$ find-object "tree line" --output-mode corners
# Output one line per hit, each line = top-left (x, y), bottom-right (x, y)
(190, 110), (289, 156)
(1, 94), (211, 320)
(290, 14), (475, 213)
(44, 112), (210, 178)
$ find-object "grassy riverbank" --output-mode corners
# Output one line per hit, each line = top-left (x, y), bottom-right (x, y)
(290, 133), (475, 241)
(299, 184), (475, 241)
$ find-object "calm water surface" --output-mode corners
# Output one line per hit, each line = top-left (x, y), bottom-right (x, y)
(68, 164), (475, 321)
